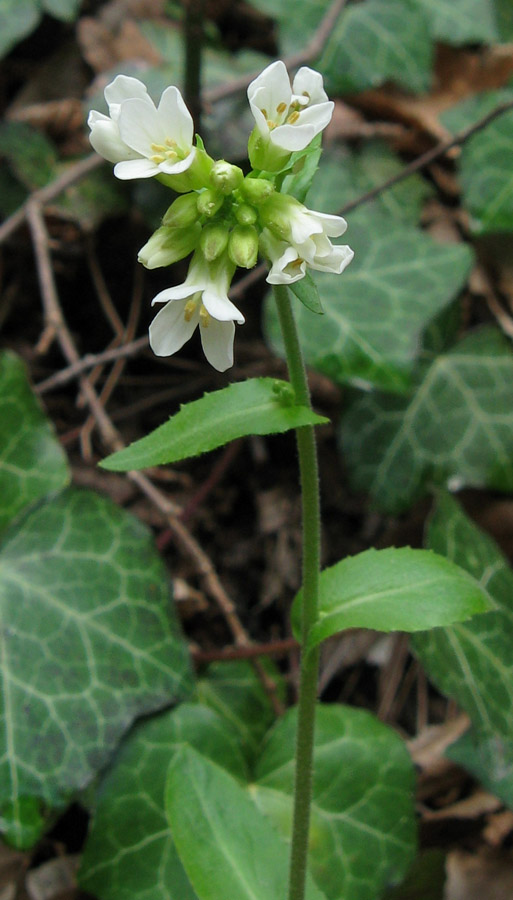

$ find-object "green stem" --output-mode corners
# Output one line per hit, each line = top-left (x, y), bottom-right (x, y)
(184, 0), (204, 132)
(273, 283), (321, 900)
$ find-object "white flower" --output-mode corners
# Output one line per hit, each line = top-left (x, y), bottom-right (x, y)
(260, 196), (354, 284)
(247, 61), (333, 152)
(149, 251), (244, 372)
(88, 74), (196, 180)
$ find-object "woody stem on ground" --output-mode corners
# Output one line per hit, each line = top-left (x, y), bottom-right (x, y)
(273, 283), (322, 900)
(184, 0), (204, 132)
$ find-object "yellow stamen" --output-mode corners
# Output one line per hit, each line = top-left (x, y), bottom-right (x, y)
(184, 299), (198, 322)
(291, 256), (304, 268)
(151, 153), (166, 164)
(266, 119), (277, 130)
(302, 91), (310, 99)
(261, 108), (268, 119)
(287, 110), (300, 124)
(276, 101), (287, 114)
(165, 137), (177, 148)
(199, 305), (210, 328)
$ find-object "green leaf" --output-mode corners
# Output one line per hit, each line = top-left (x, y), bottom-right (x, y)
(281, 134), (322, 204)
(309, 144), (433, 226)
(101, 378), (329, 471)
(0, 122), (58, 190)
(249, 0), (330, 56)
(447, 728), (513, 810)
(441, 89), (513, 234)
(264, 210), (473, 393)
(412, 0), (499, 44)
(166, 745), (327, 900)
(0, 0), (41, 59)
(196, 660), (284, 764)
(412, 492), (513, 753)
(254, 704), (417, 900)
(79, 703), (248, 900)
(290, 272), (323, 315)
(0, 488), (192, 847)
(317, 0), (433, 95)
(42, 0), (82, 21)
(292, 547), (491, 654)
(340, 327), (513, 512)
(57, 167), (129, 231)
(0, 352), (69, 533)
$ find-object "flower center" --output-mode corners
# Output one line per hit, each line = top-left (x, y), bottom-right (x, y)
(262, 100), (304, 131)
(150, 137), (184, 165)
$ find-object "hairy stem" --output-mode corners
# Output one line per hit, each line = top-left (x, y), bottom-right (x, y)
(273, 283), (321, 900)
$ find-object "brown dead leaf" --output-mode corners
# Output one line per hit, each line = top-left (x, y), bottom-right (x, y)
(26, 856), (78, 900)
(445, 848), (513, 900)
(78, 17), (161, 73)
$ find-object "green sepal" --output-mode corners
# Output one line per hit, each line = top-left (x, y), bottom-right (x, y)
(290, 272), (324, 315)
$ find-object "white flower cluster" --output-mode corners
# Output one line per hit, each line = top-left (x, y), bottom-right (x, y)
(88, 61), (353, 371)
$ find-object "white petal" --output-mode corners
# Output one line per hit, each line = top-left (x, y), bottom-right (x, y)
(266, 245), (306, 284)
(118, 98), (165, 157)
(202, 290), (245, 323)
(308, 210), (348, 237)
(248, 60), (291, 109)
(296, 101), (334, 135)
(270, 123), (316, 151)
(151, 283), (202, 304)
(200, 319), (235, 371)
(292, 67), (329, 105)
(309, 244), (354, 274)
(149, 301), (198, 357)
(289, 210), (323, 244)
(89, 119), (135, 163)
(157, 86), (194, 150)
(158, 147), (196, 175)
(113, 158), (159, 179)
(104, 75), (150, 110)
(248, 93), (271, 138)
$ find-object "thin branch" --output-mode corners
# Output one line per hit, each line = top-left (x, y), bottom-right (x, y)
(340, 99), (513, 216)
(35, 337), (148, 394)
(203, 0), (348, 104)
(0, 153), (102, 245)
(192, 637), (298, 664)
(27, 198), (283, 713)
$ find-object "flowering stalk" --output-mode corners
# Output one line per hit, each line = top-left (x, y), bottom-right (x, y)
(273, 283), (321, 900)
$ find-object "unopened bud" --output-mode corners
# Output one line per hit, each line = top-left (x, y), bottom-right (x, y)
(200, 222), (230, 262)
(210, 160), (244, 195)
(228, 224), (259, 269)
(240, 175), (275, 205)
(197, 188), (224, 218)
(235, 203), (258, 226)
(162, 193), (199, 228)
(259, 193), (301, 241)
(138, 223), (200, 269)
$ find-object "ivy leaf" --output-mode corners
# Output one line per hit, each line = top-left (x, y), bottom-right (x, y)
(253, 704), (416, 900)
(291, 547), (491, 654)
(317, 0), (433, 95)
(0, 352), (69, 534)
(165, 745), (327, 900)
(264, 210), (473, 393)
(41, 0), (82, 21)
(340, 327), (513, 513)
(309, 144), (433, 226)
(79, 704), (248, 900)
(0, 122), (57, 190)
(447, 729), (513, 810)
(412, 493), (513, 754)
(196, 660), (284, 764)
(0, 488), (192, 848)
(101, 378), (329, 472)
(412, 0), (499, 44)
(0, 1), (41, 59)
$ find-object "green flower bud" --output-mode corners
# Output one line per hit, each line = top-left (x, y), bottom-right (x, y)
(138, 223), (200, 269)
(200, 222), (230, 262)
(258, 193), (301, 241)
(228, 224), (259, 269)
(240, 175), (275, 205)
(162, 192), (200, 228)
(210, 160), (244, 195)
(197, 188), (224, 218)
(235, 203), (258, 226)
